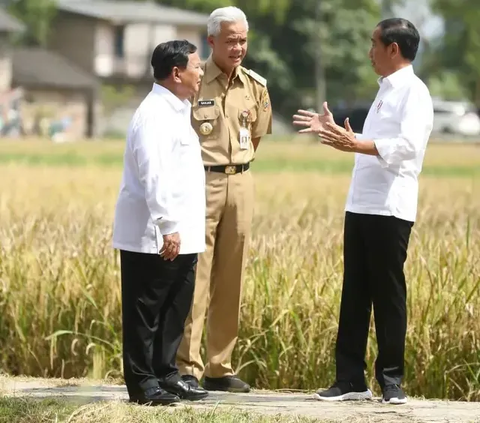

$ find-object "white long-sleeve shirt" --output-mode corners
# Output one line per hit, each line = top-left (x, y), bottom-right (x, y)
(113, 83), (206, 255)
(346, 65), (433, 222)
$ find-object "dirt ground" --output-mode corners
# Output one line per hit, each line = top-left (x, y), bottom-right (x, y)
(2, 377), (480, 422)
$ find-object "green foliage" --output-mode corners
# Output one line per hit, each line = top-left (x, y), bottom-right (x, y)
(153, 0), (381, 116)
(100, 85), (136, 115)
(427, 70), (470, 101)
(292, 0), (380, 107)
(6, 0), (387, 119)
(153, 0), (231, 14)
(9, 0), (479, 124)
(7, 0), (57, 46)
(426, 0), (480, 105)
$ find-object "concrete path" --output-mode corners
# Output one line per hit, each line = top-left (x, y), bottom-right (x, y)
(2, 377), (480, 422)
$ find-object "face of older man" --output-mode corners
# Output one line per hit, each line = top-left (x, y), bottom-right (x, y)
(176, 51), (204, 99)
(369, 26), (402, 77)
(209, 21), (248, 73)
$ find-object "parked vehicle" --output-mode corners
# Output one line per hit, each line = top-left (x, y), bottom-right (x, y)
(432, 99), (480, 137)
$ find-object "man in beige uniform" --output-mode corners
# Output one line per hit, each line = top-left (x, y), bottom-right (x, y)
(176, 6), (272, 393)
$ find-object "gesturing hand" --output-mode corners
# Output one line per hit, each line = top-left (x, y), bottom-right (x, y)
(292, 102), (335, 134)
(160, 233), (181, 261)
(318, 118), (358, 152)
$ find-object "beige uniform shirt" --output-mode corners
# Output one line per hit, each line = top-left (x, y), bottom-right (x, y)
(191, 56), (273, 166)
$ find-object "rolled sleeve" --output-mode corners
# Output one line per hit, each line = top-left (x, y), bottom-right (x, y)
(373, 88), (433, 167)
(133, 114), (180, 235)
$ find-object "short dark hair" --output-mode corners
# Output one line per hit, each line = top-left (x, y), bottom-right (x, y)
(377, 18), (420, 61)
(151, 40), (197, 80)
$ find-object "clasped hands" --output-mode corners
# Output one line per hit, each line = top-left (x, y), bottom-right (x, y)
(292, 102), (358, 152)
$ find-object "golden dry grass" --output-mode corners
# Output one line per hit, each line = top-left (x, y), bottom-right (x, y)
(0, 140), (479, 401)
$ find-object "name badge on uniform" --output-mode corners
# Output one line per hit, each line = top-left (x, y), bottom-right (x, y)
(198, 100), (215, 107)
(239, 110), (251, 150)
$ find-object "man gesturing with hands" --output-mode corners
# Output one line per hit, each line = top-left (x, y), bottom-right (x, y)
(293, 103), (360, 153)
(294, 18), (433, 405)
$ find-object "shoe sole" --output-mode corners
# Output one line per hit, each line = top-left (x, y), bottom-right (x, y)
(204, 386), (251, 393)
(129, 399), (181, 406)
(382, 397), (407, 405)
(179, 392), (209, 401)
(313, 389), (373, 402)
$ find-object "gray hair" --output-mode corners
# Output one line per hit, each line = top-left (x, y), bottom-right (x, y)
(207, 6), (249, 37)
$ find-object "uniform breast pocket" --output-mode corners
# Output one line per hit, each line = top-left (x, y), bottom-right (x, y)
(192, 106), (220, 139)
(238, 106), (257, 131)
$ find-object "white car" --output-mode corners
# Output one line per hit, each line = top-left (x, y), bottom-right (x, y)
(432, 100), (480, 137)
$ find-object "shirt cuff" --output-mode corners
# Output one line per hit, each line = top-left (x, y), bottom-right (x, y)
(373, 139), (390, 168)
(156, 219), (180, 235)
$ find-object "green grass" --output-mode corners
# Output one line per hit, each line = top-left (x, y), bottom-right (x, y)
(0, 397), (322, 423)
(0, 151), (479, 177)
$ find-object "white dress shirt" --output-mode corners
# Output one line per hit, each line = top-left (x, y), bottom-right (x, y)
(346, 65), (433, 222)
(113, 83), (206, 255)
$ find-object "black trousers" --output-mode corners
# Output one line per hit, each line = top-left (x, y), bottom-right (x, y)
(120, 250), (197, 397)
(335, 212), (413, 389)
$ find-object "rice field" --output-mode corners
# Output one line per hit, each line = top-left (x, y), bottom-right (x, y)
(0, 138), (479, 401)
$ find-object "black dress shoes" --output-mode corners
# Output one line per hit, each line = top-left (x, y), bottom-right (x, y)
(129, 386), (180, 406)
(160, 378), (209, 401)
(181, 374), (200, 388)
(204, 375), (251, 393)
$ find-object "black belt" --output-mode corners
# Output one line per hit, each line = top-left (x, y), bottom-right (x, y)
(204, 163), (250, 175)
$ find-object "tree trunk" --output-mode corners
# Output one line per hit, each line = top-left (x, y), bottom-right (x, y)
(315, 0), (326, 112)
(315, 51), (326, 112)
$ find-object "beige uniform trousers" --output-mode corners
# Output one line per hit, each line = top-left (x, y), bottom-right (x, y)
(176, 169), (254, 379)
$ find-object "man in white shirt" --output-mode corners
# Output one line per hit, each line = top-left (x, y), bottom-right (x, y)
(293, 18), (433, 405)
(112, 40), (208, 406)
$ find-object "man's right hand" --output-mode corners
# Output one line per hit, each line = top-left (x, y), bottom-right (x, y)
(160, 232), (181, 261)
(292, 102), (335, 134)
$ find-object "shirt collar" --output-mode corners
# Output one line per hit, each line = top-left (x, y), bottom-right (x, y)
(378, 65), (414, 88)
(204, 55), (246, 85)
(151, 83), (190, 112)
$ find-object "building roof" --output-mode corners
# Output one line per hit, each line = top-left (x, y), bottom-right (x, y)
(12, 48), (99, 90)
(0, 8), (25, 33)
(57, 0), (209, 26)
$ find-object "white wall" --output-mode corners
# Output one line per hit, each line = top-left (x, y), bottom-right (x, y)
(93, 22), (208, 78)
(94, 22), (115, 77)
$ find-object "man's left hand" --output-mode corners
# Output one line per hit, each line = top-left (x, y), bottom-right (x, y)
(318, 118), (357, 152)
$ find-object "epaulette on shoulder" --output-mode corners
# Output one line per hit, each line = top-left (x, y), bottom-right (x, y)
(243, 68), (267, 87)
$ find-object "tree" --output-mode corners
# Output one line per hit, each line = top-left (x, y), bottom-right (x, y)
(424, 0), (480, 105)
(150, 0), (382, 118)
(6, 0), (57, 46)
(289, 0), (381, 111)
